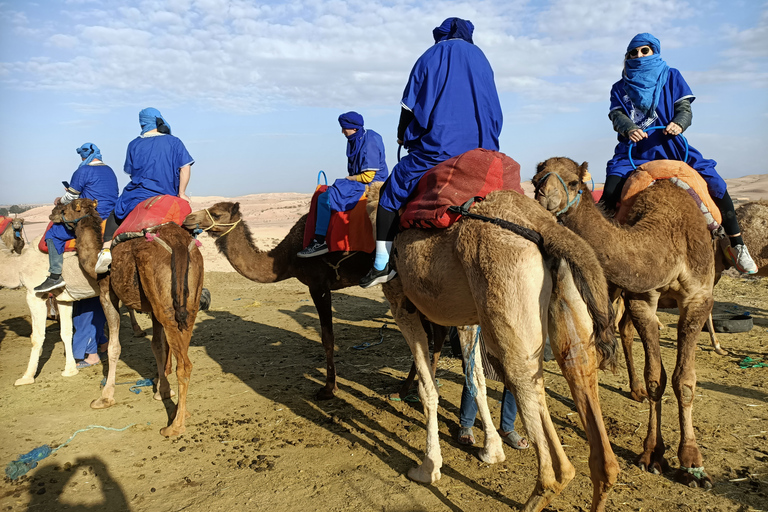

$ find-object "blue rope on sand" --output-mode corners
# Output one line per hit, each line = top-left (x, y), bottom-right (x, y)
(100, 377), (154, 394)
(353, 323), (388, 350)
(5, 423), (135, 480)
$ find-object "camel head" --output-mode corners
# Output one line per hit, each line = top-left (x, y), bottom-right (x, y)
(11, 216), (23, 238)
(56, 198), (100, 227)
(532, 157), (589, 216)
(183, 202), (242, 237)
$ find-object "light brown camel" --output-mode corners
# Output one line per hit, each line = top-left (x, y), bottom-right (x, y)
(382, 189), (619, 512)
(0, 235), (98, 384)
(736, 199), (768, 276)
(534, 157), (715, 489)
(59, 198), (204, 437)
(1, 216), (25, 254)
(182, 182), (447, 400)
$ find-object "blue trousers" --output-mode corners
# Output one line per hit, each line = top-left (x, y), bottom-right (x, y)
(459, 385), (518, 433)
(314, 190), (331, 237)
(72, 297), (107, 359)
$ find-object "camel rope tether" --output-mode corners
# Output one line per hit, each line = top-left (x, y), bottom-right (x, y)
(202, 208), (241, 237)
(535, 172), (582, 216)
(325, 252), (358, 280)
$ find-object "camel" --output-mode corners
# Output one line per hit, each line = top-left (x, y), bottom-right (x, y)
(183, 182), (447, 400)
(59, 198), (204, 437)
(736, 199), (768, 276)
(533, 157), (715, 489)
(1, 216), (25, 254)
(0, 235), (98, 385)
(381, 189), (620, 512)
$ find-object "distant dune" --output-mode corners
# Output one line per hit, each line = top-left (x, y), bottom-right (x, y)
(15, 174), (768, 273)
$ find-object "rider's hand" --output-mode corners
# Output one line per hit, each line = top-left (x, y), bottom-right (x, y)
(54, 197), (61, 205)
(179, 193), (191, 203)
(663, 122), (682, 136)
(397, 139), (403, 146)
(628, 129), (648, 143)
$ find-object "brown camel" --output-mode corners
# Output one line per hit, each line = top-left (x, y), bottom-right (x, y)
(59, 198), (204, 437)
(183, 182), (446, 400)
(1, 216), (25, 254)
(534, 157), (715, 489)
(382, 189), (619, 512)
(736, 199), (768, 276)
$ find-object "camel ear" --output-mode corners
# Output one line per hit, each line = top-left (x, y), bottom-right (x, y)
(74, 201), (82, 212)
(232, 202), (240, 216)
(578, 162), (590, 183)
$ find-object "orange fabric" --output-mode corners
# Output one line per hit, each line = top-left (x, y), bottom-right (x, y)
(113, 195), (192, 237)
(303, 186), (375, 253)
(38, 220), (106, 253)
(0, 216), (12, 234)
(615, 160), (722, 225)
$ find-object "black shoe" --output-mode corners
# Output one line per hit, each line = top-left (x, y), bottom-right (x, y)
(34, 275), (66, 293)
(297, 240), (329, 258)
(359, 264), (397, 288)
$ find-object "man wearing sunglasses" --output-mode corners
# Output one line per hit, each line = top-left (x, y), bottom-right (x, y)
(600, 33), (758, 274)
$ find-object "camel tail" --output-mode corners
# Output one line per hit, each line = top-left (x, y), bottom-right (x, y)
(170, 244), (190, 331)
(541, 224), (618, 371)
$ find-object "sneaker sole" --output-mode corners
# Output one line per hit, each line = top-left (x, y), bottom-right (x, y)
(297, 248), (329, 258)
(35, 282), (66, 293)
(360, 270), (397, 288)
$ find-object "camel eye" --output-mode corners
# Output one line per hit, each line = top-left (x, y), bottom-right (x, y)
(569, 181), (578, 188)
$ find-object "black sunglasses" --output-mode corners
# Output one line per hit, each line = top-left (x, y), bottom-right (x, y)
(626, 46), (651, 58)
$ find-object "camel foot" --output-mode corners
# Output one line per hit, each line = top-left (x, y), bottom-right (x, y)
(407, 463), (441, 484)
(14, 376), (35, 386)
(629, 387), (648, 403)
(522, 487), (557, 512)
(637, 452), (668, 475)
(675, 466), (713, 489)
(160, 424), (186, 437)
(713, 346), (728, 356)
(90, 397), (116, 409)
(315, 386), (336, 401)
(154, 389), (176, 401)
(478, 447), (506, 465)
(61, 367), (79, 377)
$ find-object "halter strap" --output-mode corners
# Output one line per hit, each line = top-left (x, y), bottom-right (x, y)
(538, 172), (582, 216)
(203, 208), (241, 237)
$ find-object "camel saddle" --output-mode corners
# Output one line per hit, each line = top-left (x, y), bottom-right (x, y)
(616, 160), (722, 229)
(38, 220), (107, 254)
(0, 216), (12, 235)
(303, 186), (374, 253)
(112, 195), (192, 246)
(400, 148), (523, 229)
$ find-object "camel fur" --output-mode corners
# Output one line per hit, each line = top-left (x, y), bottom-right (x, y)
(60, 198), (204, 437)
(183, 182), (447, 400)
(1, 216), (25, 254)
(736, 199), (768, 276)
(382, 189), (619, 512)
(534, 157), (715, 489)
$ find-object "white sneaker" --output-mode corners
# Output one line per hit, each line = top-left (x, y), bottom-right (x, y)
(727, 244), (758, 275)
(95, 248), (112, 274)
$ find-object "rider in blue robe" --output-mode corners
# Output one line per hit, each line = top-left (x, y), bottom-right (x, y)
(298, 111), (388, 257)
(601, 33), (757, 274)
(360, 17), (503, 287)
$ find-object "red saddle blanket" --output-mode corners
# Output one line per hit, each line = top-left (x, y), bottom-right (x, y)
(616, 160), (722, 226)
(303, 186), (375, 253)
(38, 220), (106, 253)
(400, 149), (524, 229)
(113, 195), (192, 238)
(0, 216), (11, 234)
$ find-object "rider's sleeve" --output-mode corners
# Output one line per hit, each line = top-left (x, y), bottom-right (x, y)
(608, 109), (639, 138)
(670, 98), (692, 133)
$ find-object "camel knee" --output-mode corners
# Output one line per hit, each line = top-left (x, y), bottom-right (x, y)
(647, 381), (664, 401)
(677, 383), (695, 405)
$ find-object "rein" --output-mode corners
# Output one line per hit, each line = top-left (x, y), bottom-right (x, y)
(201, 208), (241, 237)
(447, 198), (544, 249)
(535, 172), (582, 216)
(61, 213), (91, 231)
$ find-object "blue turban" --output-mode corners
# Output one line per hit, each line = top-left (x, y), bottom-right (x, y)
(338, 111), (364, 130)
(433, 17), (474, 44)
(139, 107), (172, 135)
(76, 142), (102, 167)
(622, 33), (669, 116)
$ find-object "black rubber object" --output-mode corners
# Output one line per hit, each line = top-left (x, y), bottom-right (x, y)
(704, 314), (753, 333)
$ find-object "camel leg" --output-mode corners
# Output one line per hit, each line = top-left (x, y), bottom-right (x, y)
(456, 325), (504, 465)
(626, 293), (668, 475)
(309, 286), (337, 400)
(619, 304), (647, 402)
(127, 308), (145, 337)
(396, 322), (447, 399)
(92, 282), (120, 409)
(159, 327), (193, 437)
(706, 314), (726, 355)
(57, 300), (77, 377)
(673, 296), (714, 489)
(15, 292), (57, 386)
(549, 262), (618, 512)
(150, 314), (174, 401)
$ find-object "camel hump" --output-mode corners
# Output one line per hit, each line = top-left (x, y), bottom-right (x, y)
(616, 160), (721, 226)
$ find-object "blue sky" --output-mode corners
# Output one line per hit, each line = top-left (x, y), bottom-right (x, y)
(1, 0), (766, 204)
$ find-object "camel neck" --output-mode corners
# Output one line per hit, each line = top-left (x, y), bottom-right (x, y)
(214, 221), (288, 283)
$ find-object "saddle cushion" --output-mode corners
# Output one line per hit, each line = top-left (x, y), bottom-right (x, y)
(113, 195), (192, 238)
(400, 148), (523, 229)
(0, 216), (11, 234)
(303, 186), (375, 254)
(38, 220), (106, 253)
(616, 160), (722, 225)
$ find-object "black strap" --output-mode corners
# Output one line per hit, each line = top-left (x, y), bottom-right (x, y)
(447, 197), (544, 248)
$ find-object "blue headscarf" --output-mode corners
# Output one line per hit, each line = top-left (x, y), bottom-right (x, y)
(622, 33), (670, 116)
(433, 17), (474, 44)
(139, 107), (172, 135)
(338, 111), (366, 160)
(76, 142), (102, 167)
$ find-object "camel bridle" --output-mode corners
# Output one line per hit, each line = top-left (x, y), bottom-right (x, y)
(535, 172), (582, 217)
(200, 208), (241, 237)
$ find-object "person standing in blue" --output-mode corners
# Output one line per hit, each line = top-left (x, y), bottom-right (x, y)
(600, 33), (758, 274)
(298, 111), (388, 257)
(95, 107), (194, 273)
(35, 143), (119, 292)
(359, 17), (503, 288)
(72, 297), (108, 368)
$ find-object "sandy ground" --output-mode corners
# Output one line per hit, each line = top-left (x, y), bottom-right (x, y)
(1, 175), (767, 511)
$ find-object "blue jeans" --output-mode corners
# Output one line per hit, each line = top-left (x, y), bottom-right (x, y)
(46, 239), (63, 275)
(459, 384), (518, 433)
(72, 297), (107, 359)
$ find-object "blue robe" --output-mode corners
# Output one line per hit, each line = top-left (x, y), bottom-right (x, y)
(606, 68), (726, 199)
(46, 163), (119, 253)
(380, 38), (503, 211)
(327, 129), (388, 212)
(115, 134), (194, 219)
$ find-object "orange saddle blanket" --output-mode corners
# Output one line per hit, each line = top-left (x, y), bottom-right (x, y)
(113, 195), (192, 238)
(303, 186), (374, 254)
(616, 160), (722, 227)
(38, 221), (105, 254)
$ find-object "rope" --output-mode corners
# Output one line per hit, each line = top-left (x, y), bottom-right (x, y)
(537, 172), (583, 216)
(679, 465), (708, 480)
(317, 171), (328, 186)
(325, 252), (358, 280)
(100, 377), (154, 394)
(463, 327), (481, 399)
(353, 323), (388, 350)
(628, 125), (689, 170)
